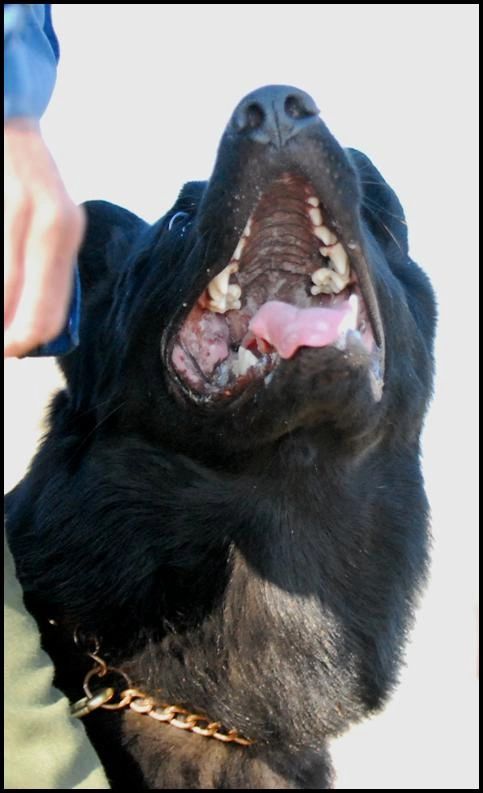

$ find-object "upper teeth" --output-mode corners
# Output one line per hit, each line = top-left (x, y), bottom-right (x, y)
(201, 192), (353, 310)
(308, 207), (323, 227)
(243, 216), (253, 237)
(232, 237), (246, 261)
(199, 215), (255, 313)
(310, 267), (348, 295)
(307, 201), (351, 289)
(319, 242), (350, 277)
(313, 226), (337, 246)
(230, 215), (253, 261)
(203, 262), (241, 313)
(306, 196), (350, 292)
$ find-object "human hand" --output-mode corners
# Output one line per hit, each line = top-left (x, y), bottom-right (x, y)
(4, 118), (85, 358)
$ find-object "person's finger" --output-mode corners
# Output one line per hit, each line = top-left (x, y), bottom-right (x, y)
(3, 184), (32, 330)
(4, 199), (85, 358)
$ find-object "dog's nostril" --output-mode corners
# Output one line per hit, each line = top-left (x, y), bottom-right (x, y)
(284, 94), (315, 120)
(233, 86), (320, 146)
(245, 103), (265, 130)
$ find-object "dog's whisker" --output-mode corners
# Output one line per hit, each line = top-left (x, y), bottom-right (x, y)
(362, 195), (408, 224)
(362, 200), (407, 254)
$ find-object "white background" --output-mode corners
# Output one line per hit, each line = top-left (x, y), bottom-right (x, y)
(4, 4), (478, 789)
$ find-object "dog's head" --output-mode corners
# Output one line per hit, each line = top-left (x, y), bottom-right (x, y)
(61, 86), (436, 460)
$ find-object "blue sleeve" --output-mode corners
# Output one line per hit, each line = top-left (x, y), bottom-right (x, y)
(4, 4), (59, 120)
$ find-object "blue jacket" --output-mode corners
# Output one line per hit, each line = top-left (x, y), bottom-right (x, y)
(4, 3), (59, 120)
(4, 3), (80, 357)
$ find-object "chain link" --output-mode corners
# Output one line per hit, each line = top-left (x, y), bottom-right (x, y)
(70, 633), (253, 747)
(120, 689), (253, 745)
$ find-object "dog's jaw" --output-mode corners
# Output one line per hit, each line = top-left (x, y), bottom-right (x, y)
(168, 172), (384, 404)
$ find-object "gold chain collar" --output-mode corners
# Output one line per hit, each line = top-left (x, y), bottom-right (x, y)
(69, 631), (253, 747)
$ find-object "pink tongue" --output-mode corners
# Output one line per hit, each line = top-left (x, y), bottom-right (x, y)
(249, 300), (356, 359)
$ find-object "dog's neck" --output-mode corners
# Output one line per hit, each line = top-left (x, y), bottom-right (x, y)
(121, 446), (376, 749)
(26, 426), (396, 753)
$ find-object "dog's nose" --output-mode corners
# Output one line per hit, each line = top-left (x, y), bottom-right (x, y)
(232, 85), (320, 148)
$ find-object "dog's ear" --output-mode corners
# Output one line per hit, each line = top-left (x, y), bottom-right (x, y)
(78, 200), (147, 292)
(56, 202), (146, 407)
(347, 148), (409, 263)
(168, 181), (207, 216)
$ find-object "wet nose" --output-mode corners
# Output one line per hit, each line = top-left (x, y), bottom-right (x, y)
(232, 85), (320, 148)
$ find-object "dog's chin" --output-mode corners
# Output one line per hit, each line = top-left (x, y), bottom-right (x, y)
(162, 342), (381, 453)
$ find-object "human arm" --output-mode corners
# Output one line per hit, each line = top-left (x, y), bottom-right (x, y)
(4, 4), (84, 358)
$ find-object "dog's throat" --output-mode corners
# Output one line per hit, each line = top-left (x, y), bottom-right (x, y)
(69, 630), (254, 747)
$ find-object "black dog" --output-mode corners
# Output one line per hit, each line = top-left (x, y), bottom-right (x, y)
(6, 86), (436, 789)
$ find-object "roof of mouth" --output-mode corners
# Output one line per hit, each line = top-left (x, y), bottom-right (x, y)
(170, 173), (379, 401)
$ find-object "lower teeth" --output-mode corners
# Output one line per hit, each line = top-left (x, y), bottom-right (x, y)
(233, 346), (258, 377)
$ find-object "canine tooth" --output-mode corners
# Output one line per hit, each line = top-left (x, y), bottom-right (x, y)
(309, 207), (323, 227)
(339, 293), (359, 334)
(349, 293), (359, 313)
(307, 196), (320, 207)
(243, 216), (253, 237)
(232, 237), (246, 261)
(323, 242), (350, 277)
(315, 226), (338, 246)
(236, 346), (258, 376)
(207, 262), (240, 313)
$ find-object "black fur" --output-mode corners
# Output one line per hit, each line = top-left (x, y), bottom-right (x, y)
(6, 86), (436, 789)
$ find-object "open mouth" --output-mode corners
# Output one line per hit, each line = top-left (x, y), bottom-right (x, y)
(170, 173), (384, 402)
